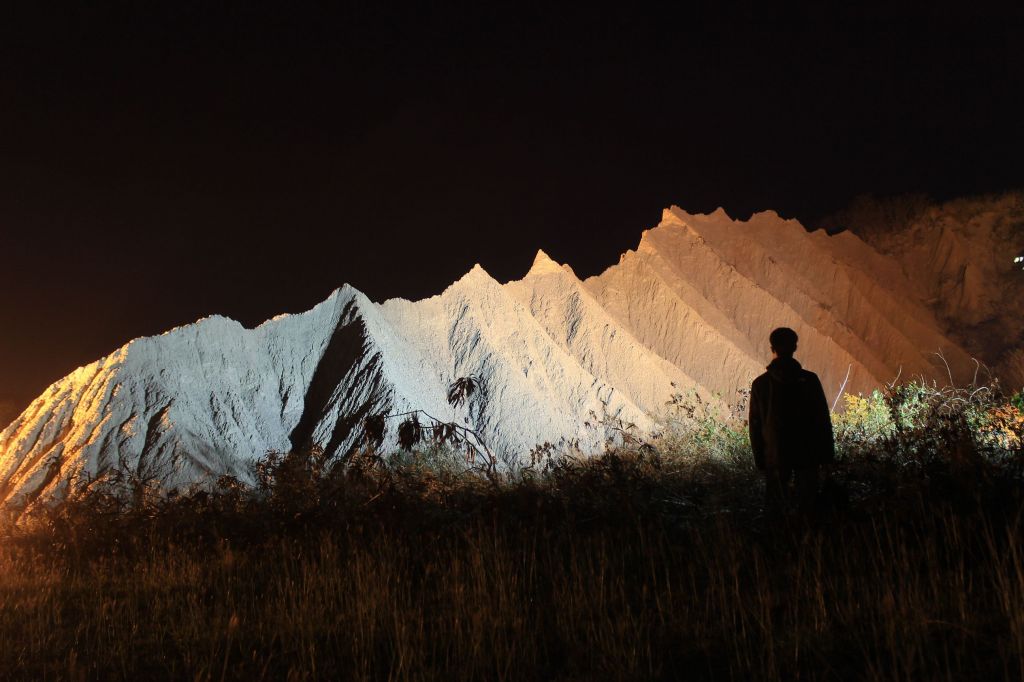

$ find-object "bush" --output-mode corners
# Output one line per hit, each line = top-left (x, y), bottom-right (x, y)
(833, 390), (894, 456)
(653, 387), (753, 466)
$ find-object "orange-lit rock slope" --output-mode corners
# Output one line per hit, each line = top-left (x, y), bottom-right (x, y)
(0, 206), (1000, 506)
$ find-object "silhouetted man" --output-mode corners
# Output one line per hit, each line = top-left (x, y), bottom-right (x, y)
(749, 327), (834, 514)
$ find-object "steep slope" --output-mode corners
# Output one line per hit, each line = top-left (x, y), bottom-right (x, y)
(505, 250), (709, 416)
(1, 203), (998, 507)
(0, 288), (390, 504)
(377, 264), (653, 458)
(634, 208), (975, 396)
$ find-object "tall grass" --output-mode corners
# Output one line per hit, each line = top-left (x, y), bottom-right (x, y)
(0, 380), (1021, 680)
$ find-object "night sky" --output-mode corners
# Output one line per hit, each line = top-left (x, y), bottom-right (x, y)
(2, 4), (1023, 419)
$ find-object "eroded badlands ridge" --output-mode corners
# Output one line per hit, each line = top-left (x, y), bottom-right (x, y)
(0, 207), (987, 504)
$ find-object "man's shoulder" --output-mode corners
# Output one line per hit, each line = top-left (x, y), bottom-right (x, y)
(799, 368), (822, 384)
(751, 372), (770, 390)
(799, 369), (826, 396)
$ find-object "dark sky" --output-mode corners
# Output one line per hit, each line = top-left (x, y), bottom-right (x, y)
(1, 4), (1023, 416)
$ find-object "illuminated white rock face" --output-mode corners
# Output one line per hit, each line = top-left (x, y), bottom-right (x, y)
(0, 207), (984, 505)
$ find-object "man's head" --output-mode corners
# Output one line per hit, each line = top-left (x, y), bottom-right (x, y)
(769, 327), (798, 358)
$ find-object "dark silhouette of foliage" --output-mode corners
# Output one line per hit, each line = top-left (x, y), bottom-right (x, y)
(447, 374), (481, 409)
(353, 374), (497, 473)
(362, 413), (386, 447)
(397, 414), (422, 451)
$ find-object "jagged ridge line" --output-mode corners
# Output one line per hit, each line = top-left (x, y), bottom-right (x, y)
(505, 261), (708, 409)
(584, 249), (762, 396)
(646, 218), (889, 388)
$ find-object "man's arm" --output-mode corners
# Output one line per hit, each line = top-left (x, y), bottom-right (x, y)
(812, 375), (835, 464)
(748, 381), (765, 470)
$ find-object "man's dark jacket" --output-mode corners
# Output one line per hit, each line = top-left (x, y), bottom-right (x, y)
(749, 357), (835, 470)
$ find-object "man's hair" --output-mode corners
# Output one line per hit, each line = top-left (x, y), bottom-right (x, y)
(769, 327), (798, 357)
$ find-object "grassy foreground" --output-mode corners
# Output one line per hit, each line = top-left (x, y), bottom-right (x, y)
(1, 383), (1022, 681)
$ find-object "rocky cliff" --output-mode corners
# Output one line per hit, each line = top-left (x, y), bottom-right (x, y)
(0, 206), (994, 505)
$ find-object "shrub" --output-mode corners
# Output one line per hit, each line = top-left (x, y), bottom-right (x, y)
(654, 387), (752, 466)
(833, 390), (894, 457)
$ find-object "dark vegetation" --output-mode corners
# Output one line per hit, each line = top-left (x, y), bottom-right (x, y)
(0, 382), (1022, 681)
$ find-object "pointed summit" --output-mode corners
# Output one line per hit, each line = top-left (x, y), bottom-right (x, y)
(526, 249), (575, 278)
(441, 262), (502, 297)
(459, 262), (495, 282)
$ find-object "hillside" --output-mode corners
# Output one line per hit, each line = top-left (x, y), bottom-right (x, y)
(0, 205), (993, 505)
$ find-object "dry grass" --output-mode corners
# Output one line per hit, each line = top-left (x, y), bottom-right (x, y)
(0, 381), (1022, 680)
